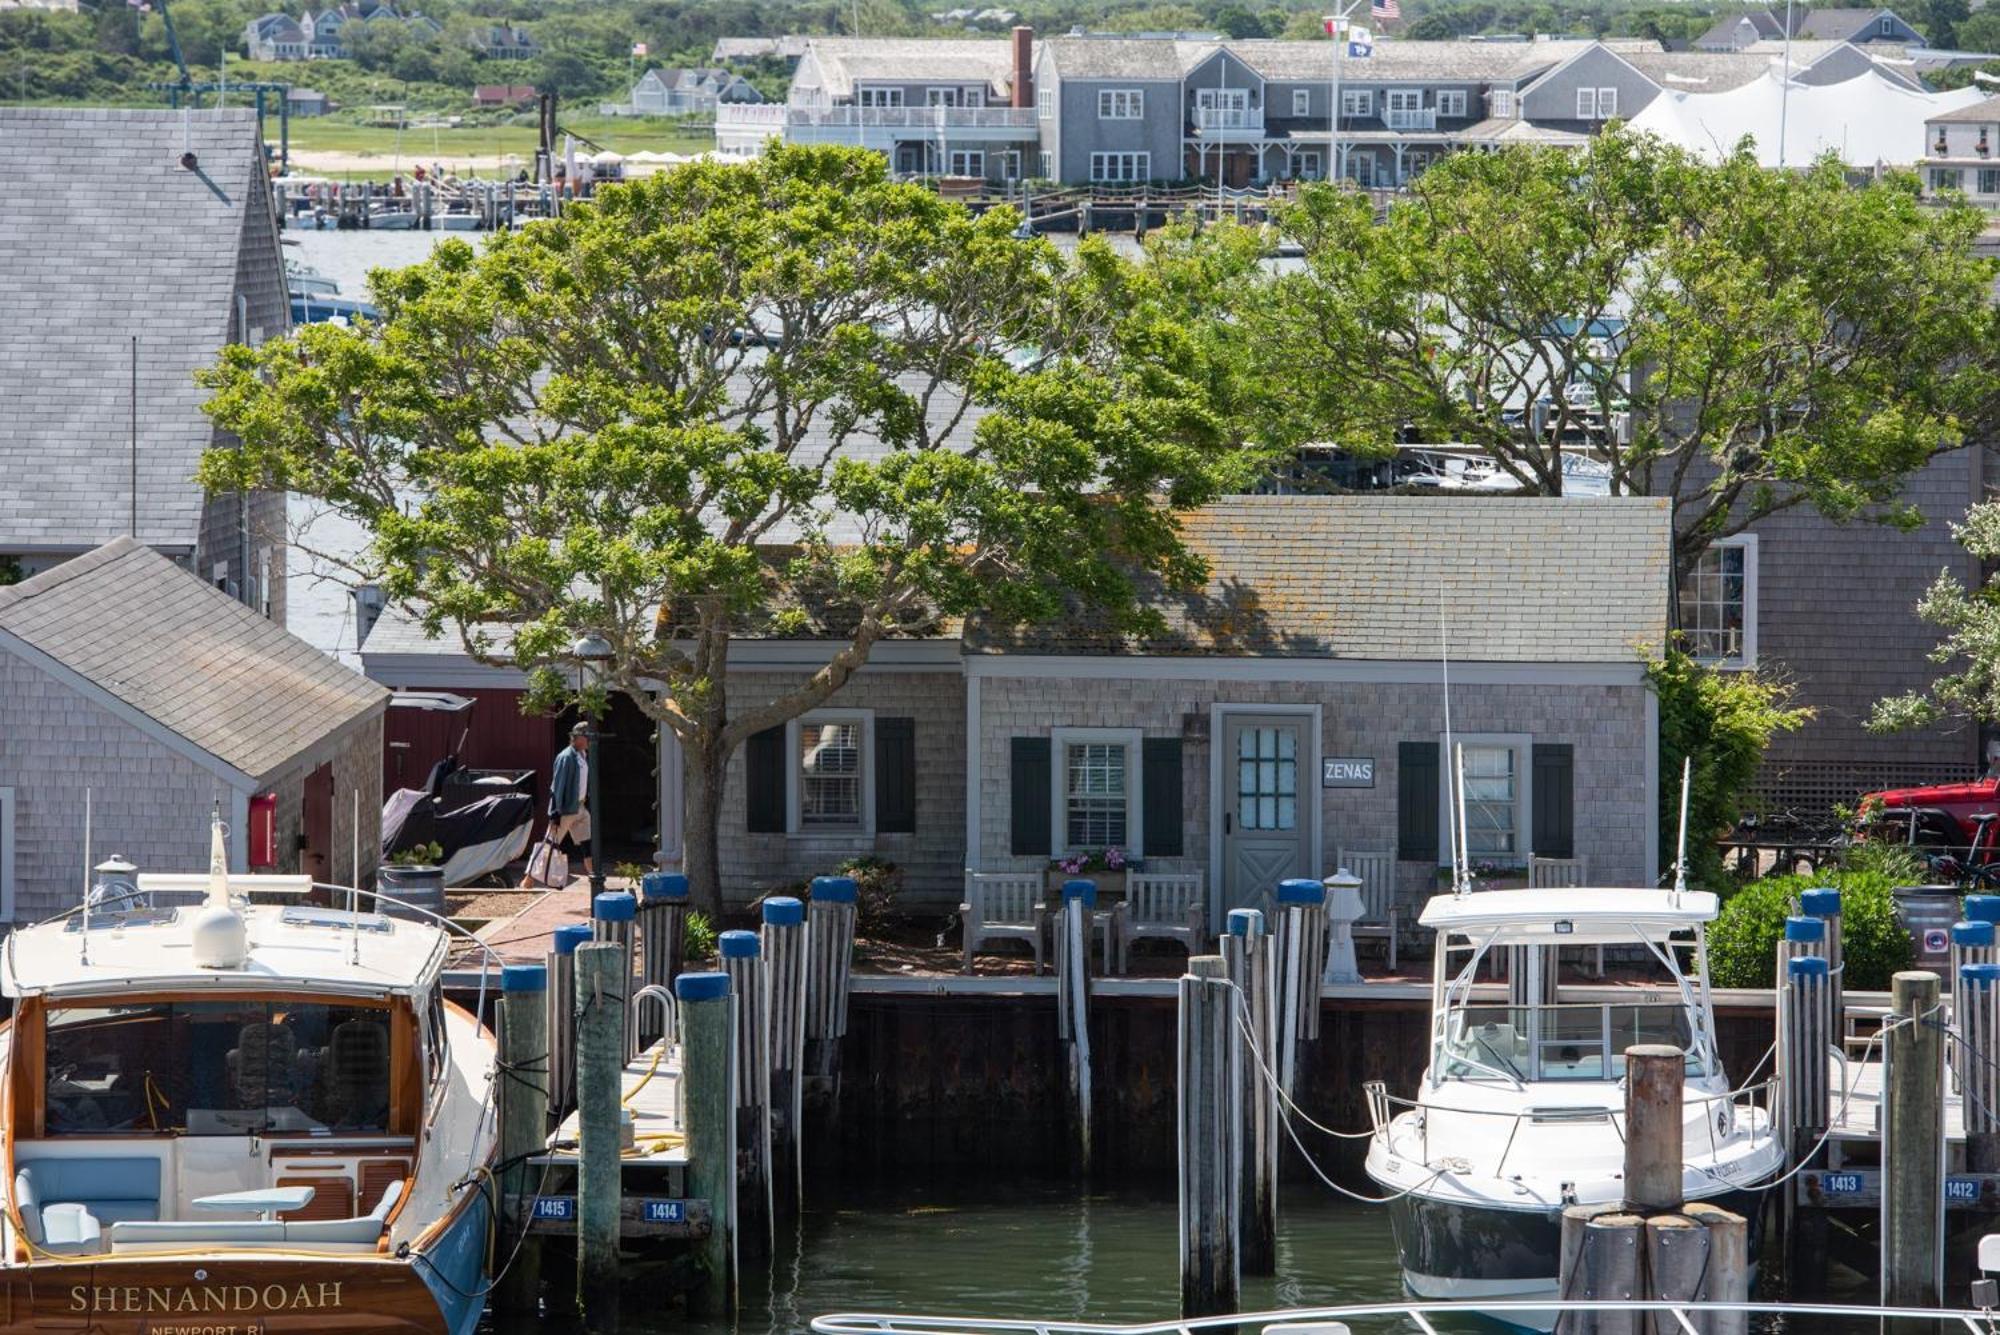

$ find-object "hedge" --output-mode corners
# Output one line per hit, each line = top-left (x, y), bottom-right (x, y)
(1705, 870), (1912, 991)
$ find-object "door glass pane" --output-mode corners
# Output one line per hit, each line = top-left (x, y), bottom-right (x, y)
(1235, 726), (1299, 831)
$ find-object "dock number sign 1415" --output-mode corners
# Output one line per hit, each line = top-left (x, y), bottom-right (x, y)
(1322, 758), (1375, 789)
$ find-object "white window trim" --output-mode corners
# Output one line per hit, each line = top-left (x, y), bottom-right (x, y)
(949, 149), (985, 176)
(1050, 727), (1144, 859)
(1341, 87), (1372, 115)
(1098, 88), (1144, 119)
(1490, 88), (1516, 119)
(1684, 533), (1760, 670)
(1296, 149), (1322, 178)
(1576, 87), (1597, 119)
(1037, 87), (1054, 119)
(1206, 703), (1321, 935)
(926, 85), (964, 106)
(857, 86), (904, 108)
(786, 708), (875, 836)
(1437, 89), (1466, 117)
(1598, 86), (1618, 118)
(1089, 151), (1150, 183)
(1385, 87), (1422, 111)
(1435, 732), (1534, 867)
(0, 786), (13, 923)
(1292, 88), (1310, 116)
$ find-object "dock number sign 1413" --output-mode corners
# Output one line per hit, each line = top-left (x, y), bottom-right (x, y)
(1322, 758), (1375, 789)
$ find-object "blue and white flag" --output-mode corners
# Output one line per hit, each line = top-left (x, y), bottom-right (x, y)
(1347, 23), (1373, 56)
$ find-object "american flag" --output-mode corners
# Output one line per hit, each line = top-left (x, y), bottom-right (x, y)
(1372, 0), (1401, 20)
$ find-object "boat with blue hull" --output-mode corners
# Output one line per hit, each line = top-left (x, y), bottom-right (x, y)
(0, 817), (499, 1333)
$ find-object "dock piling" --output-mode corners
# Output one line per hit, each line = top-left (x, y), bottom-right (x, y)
(574, 942), (625, 1331)
(592, 890), (638, 1060)
(1177, 955), (1240, 1318)
(1801, 888), (1844, 1045)
(1682, 1202), (1750, 1335)
(1951, 921), (1995, 1005)
(1882, 970), (1944, 1324)
(805, 875), (857, 1047)
(1961, 963), (2000, 1172)
(1274, 878), (1327, 1093)
(678, 971), (738, 1317)
(1623, 1045), (1686, 1214)
(496, 963), (549, 1314)
(547, 923), (592, 1125)
(719, 930), (773, 1258)
(760, 896), (806, 1219)
(638, 872), (689, 1045)
(1778, 944), (1831, 1158)
(1221, 908), (1277, 1275)
(1642, 1215), (1707, 1335)
(1057, 878), (1096, 1173)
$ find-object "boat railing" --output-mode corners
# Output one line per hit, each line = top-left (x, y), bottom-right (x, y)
(812, 1297), (1998, 1335)
(1374, 1075), (1779, 1183)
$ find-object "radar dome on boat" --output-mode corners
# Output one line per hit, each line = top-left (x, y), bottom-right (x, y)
(190, 901), (249, 969)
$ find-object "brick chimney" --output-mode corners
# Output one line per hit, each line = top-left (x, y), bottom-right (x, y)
(1011, 25), (1034, 108)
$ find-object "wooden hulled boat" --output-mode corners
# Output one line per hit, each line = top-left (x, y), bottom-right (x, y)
(0, 818), (498, 1333)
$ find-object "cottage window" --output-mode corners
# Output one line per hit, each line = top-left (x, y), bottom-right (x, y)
(1597, 86), (1618, 118)
(1576, 87), (1597, 119)
(1434, 733), (1533, 863)
(1881, 14), (1894, 34)
(949, 150), (985, 176)
(1049, 728), (1144, 857)
(1436, 89), (1467, 118)
(1678, 535), (1758, 669)
(1936, 166), (1962, 191)
(1098, 88), (1144, 119)
(1038, 151), (1053, 177)
(1296, 149), (1323, 178)
(1490, 88), (1516, 118)
(1293, 88), (1311, 116)
(795, 715), (868, 828)
(927, 86), (967, 106)
(1980, 168), (2000, 194)
(1038, 88), (1054, 118)
(856, 87), (904, 108)
(1341, 87), (1372, 116)
(1089, 151), (1150, 182)
(1236, 725), (1298, 832)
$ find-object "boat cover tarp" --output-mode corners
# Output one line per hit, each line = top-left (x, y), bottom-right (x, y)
(382, 788), (534, 887)
(1626, 68), (1986, 168)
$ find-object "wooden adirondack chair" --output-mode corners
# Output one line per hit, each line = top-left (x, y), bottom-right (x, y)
(1529, 854), (1596, 975)
(1336, 848), (1398, 972)
(1113, 871), (1206, 973)
(960, 872), (1047, 974)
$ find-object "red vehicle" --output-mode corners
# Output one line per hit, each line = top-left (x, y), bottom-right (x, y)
(1861, 775), (2000, 878)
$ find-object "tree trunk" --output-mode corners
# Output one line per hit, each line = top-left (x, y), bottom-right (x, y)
(682, 735), (728, 916)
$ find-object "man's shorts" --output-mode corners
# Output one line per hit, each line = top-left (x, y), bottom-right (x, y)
(549, 809), (592, 848)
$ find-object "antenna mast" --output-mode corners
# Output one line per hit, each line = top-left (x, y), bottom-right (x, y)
(1671, 755), (1692, 902)
(79, 789), (93, 965)
(1441, 588), (1468, 896)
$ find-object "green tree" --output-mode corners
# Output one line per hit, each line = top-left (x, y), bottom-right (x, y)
(1870, 503), (2000, 734)
(198, 146), (1258, 911)
(1953, 10), (2000, 54)
(1248, 131), (1999, 583)
(1913, 0), (1970, 47)
(533, 47), (594, 96)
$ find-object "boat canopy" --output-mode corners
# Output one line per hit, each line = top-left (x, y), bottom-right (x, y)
(1419, 887), (1719, 946)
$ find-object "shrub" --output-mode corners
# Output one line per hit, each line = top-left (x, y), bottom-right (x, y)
(683, 910), (718, 964)
(386, 841), (443, 868)
(1706, 870), (1912, 990)
(837, 855), (903, 936)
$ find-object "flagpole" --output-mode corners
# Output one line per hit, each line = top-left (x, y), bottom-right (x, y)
(1778, 0), (1794, 167)
(1327, 0), (1358, 183)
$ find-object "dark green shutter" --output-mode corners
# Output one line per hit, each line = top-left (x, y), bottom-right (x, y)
(1397, 740), (1440, 861)
(1142, 737), (1184, 858)
(876, 717), (917, 834)
(745, 725), (785, 833)
(1010, 736), (1052, 856)
(1532, 743), (1575, 860)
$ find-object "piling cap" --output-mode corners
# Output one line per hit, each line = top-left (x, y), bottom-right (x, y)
(501, 963), (547, 993)
(1788, 955), (1830, 979)
(718, 929), (760, 959)
(1968, 895), (2000, 926)
(591, 890), (637, 923)
(1783, 915), (1825, 943)
(1226, 908), (1265, 937)
(641, 872), (689, 902)
(1061, 878), (1096, 906)
(1955, 920), (1997, 948)
(552, 924), (593, 956)
(762, 895), (805, 926)
(810, 875), (858, 904)
(1277, 878), (1326, 905)
(1800, 887), (1842, 918)
(1963, 962), (2000, 989)
(674, 971), (730, 1002)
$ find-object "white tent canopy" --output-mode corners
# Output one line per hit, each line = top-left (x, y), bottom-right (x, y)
(1626, 68), (1986, 168)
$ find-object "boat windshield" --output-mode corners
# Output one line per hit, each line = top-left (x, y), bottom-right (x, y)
(43, 1000), (392, 1135)
(1439, 1003), (1707, 1082)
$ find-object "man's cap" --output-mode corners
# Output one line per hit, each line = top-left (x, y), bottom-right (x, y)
(570, 721), (589, 737)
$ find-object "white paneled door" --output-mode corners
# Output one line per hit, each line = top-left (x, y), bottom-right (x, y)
(1221, 714), (1310, 910)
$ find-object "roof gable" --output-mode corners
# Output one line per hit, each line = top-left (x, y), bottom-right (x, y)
(0, 539), (387, 780)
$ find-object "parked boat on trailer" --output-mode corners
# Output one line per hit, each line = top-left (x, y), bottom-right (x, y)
(0, 815), (499, 1334)
(1364, 886), (1785, 1331)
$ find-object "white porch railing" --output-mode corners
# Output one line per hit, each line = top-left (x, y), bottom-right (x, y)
(1192, 106), (1264, 132)
(719, 103), (1037, 131)
(1385, 106), (1439, 131)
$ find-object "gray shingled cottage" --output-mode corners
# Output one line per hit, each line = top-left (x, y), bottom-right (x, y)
(0, 109), (288, 618)
(364, 495), (1670, 937)
(0, 540), (386, 924)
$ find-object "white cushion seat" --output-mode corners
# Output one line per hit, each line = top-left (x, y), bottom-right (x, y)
(38, 1203), (103, 1254)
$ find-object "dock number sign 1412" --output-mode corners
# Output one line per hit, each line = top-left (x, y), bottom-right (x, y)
(1322, 758), (1375, 789)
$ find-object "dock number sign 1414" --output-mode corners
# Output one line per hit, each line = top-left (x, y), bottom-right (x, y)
(1322, 758), (1375, 789)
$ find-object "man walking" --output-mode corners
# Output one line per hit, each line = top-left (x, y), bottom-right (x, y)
(523, 720), (593, 887)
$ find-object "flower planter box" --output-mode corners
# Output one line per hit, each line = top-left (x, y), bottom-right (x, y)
(1046, 868), (1129, 903)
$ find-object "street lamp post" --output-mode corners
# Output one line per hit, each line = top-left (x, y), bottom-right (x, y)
(573, 632), (613, 895)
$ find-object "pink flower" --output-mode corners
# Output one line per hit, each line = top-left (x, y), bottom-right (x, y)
(1105, 847), (1127, 870)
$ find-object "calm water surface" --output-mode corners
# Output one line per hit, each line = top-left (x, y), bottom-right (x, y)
(485, 1176), (1414, 1335)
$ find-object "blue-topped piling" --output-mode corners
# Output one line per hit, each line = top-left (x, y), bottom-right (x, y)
(677, 970), (737, 1315)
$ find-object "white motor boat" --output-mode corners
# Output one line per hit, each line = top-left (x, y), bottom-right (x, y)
(1364, 886), (1785, 1330)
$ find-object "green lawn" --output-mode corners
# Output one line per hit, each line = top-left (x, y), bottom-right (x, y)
(278, 112), (714, 174)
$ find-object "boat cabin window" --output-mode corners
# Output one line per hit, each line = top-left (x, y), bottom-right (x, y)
(1440, 1004), (1704, 1083)
(44, 1001), (392, 1135)
(423, 986), (449, 1097)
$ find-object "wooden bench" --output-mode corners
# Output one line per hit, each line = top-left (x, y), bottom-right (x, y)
(1336, 848), (1398, 972)
(1530, 855), (1596, 976)
(1112, 870), (1205, 973)
(960, 872), (1046, 974)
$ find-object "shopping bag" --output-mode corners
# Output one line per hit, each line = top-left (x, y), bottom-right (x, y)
(526, 835), (569, 888)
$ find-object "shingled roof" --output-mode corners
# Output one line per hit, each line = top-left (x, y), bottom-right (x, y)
(967, 495), (1670, 661)
(0, 539), (386, 781)
(0, 109), (284, 554)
